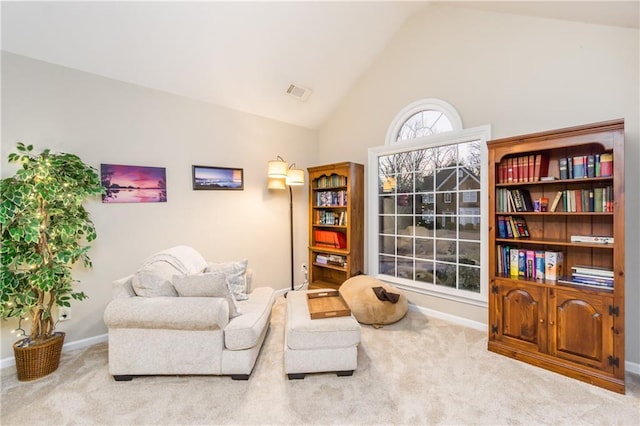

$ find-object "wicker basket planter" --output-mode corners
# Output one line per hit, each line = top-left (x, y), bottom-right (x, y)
(13, 332), (65, 381)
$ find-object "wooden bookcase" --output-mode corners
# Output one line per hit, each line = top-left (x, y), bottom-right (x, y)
(308, 162), (364, 291)
(487, 119), (625, 394)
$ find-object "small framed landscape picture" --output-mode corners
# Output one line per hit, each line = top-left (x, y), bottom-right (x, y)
(192, 165), (244, 190)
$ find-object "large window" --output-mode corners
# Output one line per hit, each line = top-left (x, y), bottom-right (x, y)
(369, 99), (490, 304)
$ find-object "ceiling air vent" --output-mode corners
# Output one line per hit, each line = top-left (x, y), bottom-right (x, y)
(286, 83), (312, 102)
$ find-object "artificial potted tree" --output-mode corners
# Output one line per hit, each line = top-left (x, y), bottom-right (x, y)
(0, 142), (104, 381)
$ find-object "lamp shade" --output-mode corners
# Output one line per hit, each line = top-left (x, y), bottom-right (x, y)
(267, 177), (286, 190)
(286, 168), (305, 186)
(267, 158), (288, 178)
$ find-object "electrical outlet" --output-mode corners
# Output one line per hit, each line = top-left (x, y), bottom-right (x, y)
(301, 263), (308, 272)
(59, 307), (71, 321)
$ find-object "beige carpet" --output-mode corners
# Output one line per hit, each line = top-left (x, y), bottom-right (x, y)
(2, 296), (639, 425)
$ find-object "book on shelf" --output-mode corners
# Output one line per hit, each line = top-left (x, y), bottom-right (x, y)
(497, 154), (549, 183)
(549, 191), (563, 212)
(600, 153), (613, 177)
(534, 251), (545, 280)
(572, 155), (587, 179)
(558, 278), (613, 291)
(570, 235), (614, 244)
(510, 188), (534, 212)
(314, 230), (347, 249)
(571, 265), (614, 278)
(509, 248), (519, 278)
(511, 216), (530, 239)
(559, 157), (568, 180)
(587, 155), (595, 178)
(571, 273), (614, 286)
(544, 251), (564, 281)
(533, 154), (549, 182)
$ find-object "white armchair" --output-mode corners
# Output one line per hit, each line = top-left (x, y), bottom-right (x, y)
(103, 246), (275, 381)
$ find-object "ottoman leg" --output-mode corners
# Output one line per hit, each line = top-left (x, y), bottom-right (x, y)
(336, 370), (354, 377)
(288, 373), (306, 380)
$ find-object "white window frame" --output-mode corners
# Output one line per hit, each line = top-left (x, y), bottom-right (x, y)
(386, 98), (463, 144)
(369, 118), (491, 306)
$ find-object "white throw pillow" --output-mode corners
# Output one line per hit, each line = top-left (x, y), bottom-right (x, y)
(132, 262), (180, 297)
(206, 259), (249, 301)
(172, 272), (240, 318)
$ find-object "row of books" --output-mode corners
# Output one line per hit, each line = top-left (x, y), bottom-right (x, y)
(314, 210), (347, 226)
(548, 186), (613, 213)
(559, 154), (612, 180)
(314, 173), (347, 189)
(316, 190), (348, 207)
(496, 246), (563, 281)
(496, 188), (534, 212)
(315, 253), (347, 267)
(558, 265), (614, 290)
(497, 215), (530, 239)
(497, 154), (549, 184)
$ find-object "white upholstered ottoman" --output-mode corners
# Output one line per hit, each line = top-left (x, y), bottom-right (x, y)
(284, 289), (361, 379)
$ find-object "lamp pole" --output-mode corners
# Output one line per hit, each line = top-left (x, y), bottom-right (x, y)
(288, 185), (294, 295)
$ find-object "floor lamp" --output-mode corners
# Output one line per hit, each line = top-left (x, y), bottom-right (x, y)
(267, 156), (304, 296)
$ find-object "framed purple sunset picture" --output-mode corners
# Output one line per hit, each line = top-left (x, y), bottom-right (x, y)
(101, 164), (167, 203)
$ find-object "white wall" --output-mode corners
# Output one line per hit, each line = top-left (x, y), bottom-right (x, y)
(1, 52), (316, 360)
(318, 5), (640, 365)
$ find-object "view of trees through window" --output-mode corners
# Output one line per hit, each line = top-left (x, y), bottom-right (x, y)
(396, 110), (453, 141)
(377, 140), (482, 293)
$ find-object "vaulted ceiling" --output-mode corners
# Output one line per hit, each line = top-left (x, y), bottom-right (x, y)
(2, 1), (638, 129)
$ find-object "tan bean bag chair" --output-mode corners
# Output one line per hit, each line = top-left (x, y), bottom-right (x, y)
(339, 275), (408, 326)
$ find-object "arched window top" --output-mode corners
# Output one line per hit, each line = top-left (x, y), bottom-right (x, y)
(386, 98), (463, 145)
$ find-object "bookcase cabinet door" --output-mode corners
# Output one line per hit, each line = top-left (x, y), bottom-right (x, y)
(550, 289), (614, 373)
(491, 280), (547, 354)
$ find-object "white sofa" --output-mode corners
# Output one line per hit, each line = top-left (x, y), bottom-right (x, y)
(103, 246), (275, 381)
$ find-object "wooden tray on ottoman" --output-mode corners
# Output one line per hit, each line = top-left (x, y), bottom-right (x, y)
(307, 291), (351, 319)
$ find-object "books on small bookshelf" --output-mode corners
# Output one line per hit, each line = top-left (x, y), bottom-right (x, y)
(558, 265), (614, 290)
(316, 253), (347, 267)
(554, 186), (613, 212)
(497, 154), (549, 183)
(559, 153), (612, 180)
(496, 188), (533, 212)
(314, 173), (347, 188)
(496, 247), (562, 281)
(316, 190), (347, 207)
(497, 215), (530, 239)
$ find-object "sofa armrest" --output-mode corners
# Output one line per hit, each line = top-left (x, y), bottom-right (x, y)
(104, 297), (230, 331)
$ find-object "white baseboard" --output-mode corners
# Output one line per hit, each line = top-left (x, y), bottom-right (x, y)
(0, 333), (108, 370)
(409, 304), (640, 376)
(409, 303), (486, 332)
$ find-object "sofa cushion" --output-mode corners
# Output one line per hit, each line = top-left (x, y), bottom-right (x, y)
(206, 259), (249, 301)
(172, 272), (240, 318)
(224, 287), (275, 351)
(131, 246), (209, 297)
(131, 262), (180, 297)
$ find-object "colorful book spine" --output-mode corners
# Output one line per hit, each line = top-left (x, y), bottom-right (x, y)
(534, 251), (545, 280)
(544, 251), (564, 281)
(600, 153), (613, 177)
(509, 248), (519, 278)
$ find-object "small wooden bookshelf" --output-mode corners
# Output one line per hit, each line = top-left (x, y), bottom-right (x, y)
(308, 162), (364, 291)
(487, 119), (625, 393)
